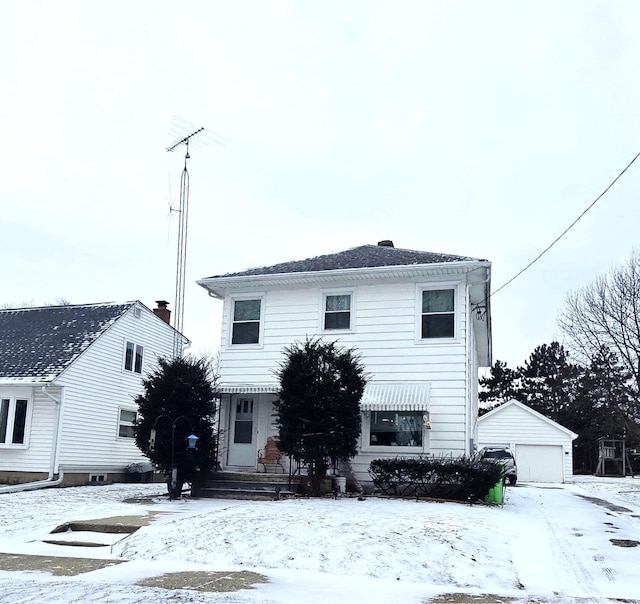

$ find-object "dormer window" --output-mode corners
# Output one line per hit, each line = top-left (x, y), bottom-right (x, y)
(125, 341), (144, 373)
(323, 293), (352, 330)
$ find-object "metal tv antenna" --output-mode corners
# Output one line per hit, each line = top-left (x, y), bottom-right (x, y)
(166, 118), (226, 357)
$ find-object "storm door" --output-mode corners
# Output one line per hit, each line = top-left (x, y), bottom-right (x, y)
(227, 397), (256, 467)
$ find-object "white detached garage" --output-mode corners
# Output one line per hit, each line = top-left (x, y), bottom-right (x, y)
(477, 400), (578, 483)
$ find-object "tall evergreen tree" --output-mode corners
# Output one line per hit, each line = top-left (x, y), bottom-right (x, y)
(275, 338), (367, 495)
(134, 356), (218, 497)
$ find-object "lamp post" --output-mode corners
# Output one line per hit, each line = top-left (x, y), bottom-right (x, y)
(149, 415), (197, 500)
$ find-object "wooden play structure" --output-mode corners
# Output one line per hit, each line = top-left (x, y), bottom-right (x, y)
(595, 437), (635, 477)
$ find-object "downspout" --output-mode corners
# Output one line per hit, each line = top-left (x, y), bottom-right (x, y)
(0, 386), (65, 493)
(466, 265), (492, 455)
(465, 284), (472, 455)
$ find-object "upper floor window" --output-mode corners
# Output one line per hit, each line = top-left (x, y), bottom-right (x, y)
(421, 289), (455, 338)
(0, 396), (30, 446)
(118, 408), (137, 438)
(232, 299), (262, 344)
(125, 341), (144, 373)
(324, 293), (351, 330)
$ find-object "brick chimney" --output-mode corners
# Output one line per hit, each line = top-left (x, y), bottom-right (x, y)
(153, 300), (171, 324)
(377, 240), (394, 247)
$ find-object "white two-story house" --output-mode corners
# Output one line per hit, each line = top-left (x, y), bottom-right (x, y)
(197, 241), (492, 484)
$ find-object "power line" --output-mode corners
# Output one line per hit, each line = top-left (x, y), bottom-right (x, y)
(492, 151), (640, 298)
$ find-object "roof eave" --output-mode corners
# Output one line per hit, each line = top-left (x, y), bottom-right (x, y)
(198, 259), (491, 299)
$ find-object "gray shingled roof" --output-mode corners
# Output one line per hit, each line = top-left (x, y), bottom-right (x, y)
(208, 244), (485, 279)
(0, 302), (135, 383)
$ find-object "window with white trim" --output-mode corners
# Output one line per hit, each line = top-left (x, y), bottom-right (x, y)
(421, 288), (455, 339)
(323, 293), (352, 330)
(0, 396), (31, 446)
(368, 411), (424, 447)
(231, 298), (262, 345)
(118, 408), (137, 438)
(124, 341), (144, 373)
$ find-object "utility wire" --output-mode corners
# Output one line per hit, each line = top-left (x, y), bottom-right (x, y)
(491, 151), (640, 298)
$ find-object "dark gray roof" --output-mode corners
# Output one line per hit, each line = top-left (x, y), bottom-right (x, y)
(0, 302), (135, 383)
(208, 244), (485, 279)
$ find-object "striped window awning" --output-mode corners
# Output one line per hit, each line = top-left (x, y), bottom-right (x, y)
(360, 382), (431, 411)
(217, 384), (280, 394)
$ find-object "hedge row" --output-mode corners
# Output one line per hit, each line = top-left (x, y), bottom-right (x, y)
(368, 456), (503, 501)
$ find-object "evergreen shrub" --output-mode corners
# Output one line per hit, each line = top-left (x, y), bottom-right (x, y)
(369, 456), (503, 501)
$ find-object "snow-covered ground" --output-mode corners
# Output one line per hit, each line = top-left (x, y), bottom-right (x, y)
(0, 476), (639, 603)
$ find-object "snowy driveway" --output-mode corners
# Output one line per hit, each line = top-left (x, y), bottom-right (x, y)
(0, 478), (638, 603)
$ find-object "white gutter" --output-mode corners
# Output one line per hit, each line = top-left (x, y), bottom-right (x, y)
(0, 386), (65, 494)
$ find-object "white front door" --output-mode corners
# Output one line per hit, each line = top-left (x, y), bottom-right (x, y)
(227, 397), (256, 467)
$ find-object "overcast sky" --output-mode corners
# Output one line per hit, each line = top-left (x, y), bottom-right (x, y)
(2, 1), (639, 370)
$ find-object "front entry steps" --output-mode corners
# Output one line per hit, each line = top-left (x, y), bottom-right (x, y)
(199, 471), (300, 500)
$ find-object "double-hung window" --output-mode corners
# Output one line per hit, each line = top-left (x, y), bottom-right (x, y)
(118, 408), (137, 438)
(232, 299), (262, 345)
(125, 341), (144, 373)
(0, 396), (30, 447)
(421, 288), (455, 339)
(323, 293), (352, 331)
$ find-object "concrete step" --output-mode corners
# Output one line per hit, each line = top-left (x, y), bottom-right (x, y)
(198, 486), (296, 500)
(199, 472), (300, 500)
(209, 471), (296, 484)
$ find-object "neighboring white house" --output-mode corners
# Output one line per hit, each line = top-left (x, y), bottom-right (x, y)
(197, 240), (492, 485)
(477, 399), (578, 483)
(0, 300), (188, 488)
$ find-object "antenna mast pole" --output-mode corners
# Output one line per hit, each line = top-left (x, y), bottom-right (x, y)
(166, 127), (204, 358)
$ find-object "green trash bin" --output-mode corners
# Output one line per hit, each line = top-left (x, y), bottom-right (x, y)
(483, 463), (505, 505)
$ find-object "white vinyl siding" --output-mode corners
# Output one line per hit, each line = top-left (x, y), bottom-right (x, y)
(53, 305), (176, 471)
(218, 280), (471, 465)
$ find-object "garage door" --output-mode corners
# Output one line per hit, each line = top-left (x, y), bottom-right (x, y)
(515, 444), (564, 482)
